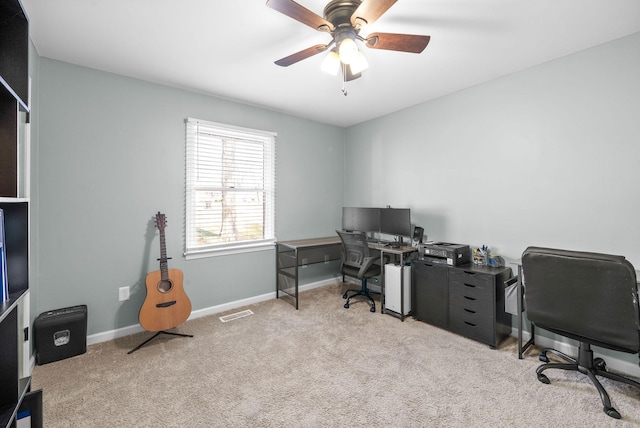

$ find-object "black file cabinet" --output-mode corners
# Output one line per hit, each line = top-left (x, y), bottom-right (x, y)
(412, 261), (449, 329)
(412, 260), (512, 348)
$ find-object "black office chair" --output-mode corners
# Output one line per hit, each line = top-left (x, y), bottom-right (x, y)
(522, 246), (640, 419)
(336, 230), (383, 313)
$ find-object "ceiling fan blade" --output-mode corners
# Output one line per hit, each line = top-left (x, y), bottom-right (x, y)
(351, 0), (398, 29)
(365, 32), (431, 53)
(266, 0), (334, 32)
(274, 44), (329, 67)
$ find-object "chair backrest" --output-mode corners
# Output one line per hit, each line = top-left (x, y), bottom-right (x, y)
(522, 246), (640, 353)
(336, 230), (372, 269)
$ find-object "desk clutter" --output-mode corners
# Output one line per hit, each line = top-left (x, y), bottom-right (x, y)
(470, 245), (506, 267)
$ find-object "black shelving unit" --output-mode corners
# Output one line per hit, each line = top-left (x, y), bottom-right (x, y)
(0, 1), (42, 427)
(0, 201), (39, 428)
(0, 0), (30, 198)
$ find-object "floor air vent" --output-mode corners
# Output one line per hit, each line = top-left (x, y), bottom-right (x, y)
(219, 309), (254, 323)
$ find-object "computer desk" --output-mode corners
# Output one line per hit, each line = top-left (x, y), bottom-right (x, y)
(366, 242), (416, 320)
(275, 236), (342, 310)
(275, 236), (416, 319)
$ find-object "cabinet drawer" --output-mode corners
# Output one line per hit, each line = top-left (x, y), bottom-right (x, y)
(449, 292), (491, 314)
(449, 278), (493, 303)
(449, 269), (493, 289)
(449, 307), (494, 345)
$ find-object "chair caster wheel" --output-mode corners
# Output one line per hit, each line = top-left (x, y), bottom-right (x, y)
(342, 292), (348, 299)
(539, 353), (549, 363)
(370, 306), (376, 313)
(537, 373), (550, 384)
(605, 407), (621, 419)
(344, 303), (349, 309)
(594, 357), (607, 371)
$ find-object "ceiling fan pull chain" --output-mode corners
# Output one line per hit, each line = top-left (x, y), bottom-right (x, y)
(341, 63), (348, 96)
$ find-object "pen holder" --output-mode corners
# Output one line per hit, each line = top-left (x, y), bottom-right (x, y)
(473, 248), (488, 265)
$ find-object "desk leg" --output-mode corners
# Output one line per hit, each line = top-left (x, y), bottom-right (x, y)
(399, 253), (405, 321)
(275, 244), (279, 299)
(294, 248), (299, 310)
(275, 243), (300, 310)
(380, 249), (385, 315)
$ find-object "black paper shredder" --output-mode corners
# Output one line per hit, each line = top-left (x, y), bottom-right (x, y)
(34, 305), (87, 365)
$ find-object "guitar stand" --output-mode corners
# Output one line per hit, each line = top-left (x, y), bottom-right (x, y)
(127, 330), (193, 354)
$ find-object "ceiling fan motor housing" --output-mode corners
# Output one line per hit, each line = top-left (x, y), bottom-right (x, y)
(324, 0), (363, 62)
(323, 0), (362, 29)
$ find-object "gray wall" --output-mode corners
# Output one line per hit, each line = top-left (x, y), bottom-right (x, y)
(31, 59), (345, 335)
(345, 32), (640, 267)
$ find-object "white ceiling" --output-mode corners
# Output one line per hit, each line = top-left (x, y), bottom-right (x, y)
(20, 0), (640, 128)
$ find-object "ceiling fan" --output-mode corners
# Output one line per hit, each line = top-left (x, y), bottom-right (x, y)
(266, 0), (431, 89)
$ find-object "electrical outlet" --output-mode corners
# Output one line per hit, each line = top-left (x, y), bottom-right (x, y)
(118, 286), (130, 301)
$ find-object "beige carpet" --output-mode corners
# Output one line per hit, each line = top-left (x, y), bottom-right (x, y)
(33, 283), (640, 427)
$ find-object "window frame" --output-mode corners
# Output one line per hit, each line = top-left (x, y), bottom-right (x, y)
(184, 118), (276, 259)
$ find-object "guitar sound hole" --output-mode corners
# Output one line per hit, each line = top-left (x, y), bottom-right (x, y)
(157, 279), (173, 293)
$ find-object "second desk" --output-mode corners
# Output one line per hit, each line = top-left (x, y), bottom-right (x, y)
(370, 243), (416, 321)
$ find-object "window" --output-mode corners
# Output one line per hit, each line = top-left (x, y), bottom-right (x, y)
(185, 118), (276, 258)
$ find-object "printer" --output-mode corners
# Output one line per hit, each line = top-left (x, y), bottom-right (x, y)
(418, 242), (471, 266)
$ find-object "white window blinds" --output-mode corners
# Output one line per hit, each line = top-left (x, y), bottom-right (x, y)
(185, 118), (276, 258)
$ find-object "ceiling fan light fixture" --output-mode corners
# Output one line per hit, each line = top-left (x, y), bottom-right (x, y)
(338, 36), (358, 64)
(266, 0), (431, 91)
(321, 49), (341, 75)
(349, 51), (369, 74)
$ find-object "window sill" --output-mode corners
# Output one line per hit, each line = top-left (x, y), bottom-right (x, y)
(184, 241), (275, 260)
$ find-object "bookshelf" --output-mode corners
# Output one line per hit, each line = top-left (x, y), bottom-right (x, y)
(0, 0), (42, 426)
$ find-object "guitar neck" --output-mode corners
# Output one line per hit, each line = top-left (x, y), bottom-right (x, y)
(159, 228), (170, 280)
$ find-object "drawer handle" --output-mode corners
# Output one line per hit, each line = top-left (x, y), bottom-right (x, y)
(464, 321), (477, 327)
(464, 283), (476, 288)
(464, 296), (476, 301)
(464, 308), (476, 314)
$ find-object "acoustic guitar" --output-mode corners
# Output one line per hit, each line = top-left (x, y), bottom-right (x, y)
(139, 212), (192, 332)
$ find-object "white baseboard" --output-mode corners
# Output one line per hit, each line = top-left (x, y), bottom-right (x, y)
(87, 276), (341, 346)
(511, 328), (640, 378)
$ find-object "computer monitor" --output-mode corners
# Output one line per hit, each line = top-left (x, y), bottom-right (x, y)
(380, 208), (411, 237)
(341, 207), (380, 232)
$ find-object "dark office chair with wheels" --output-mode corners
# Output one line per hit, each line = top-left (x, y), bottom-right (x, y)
(336, 230), (383, 313)
(521, 246), (640, 419)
